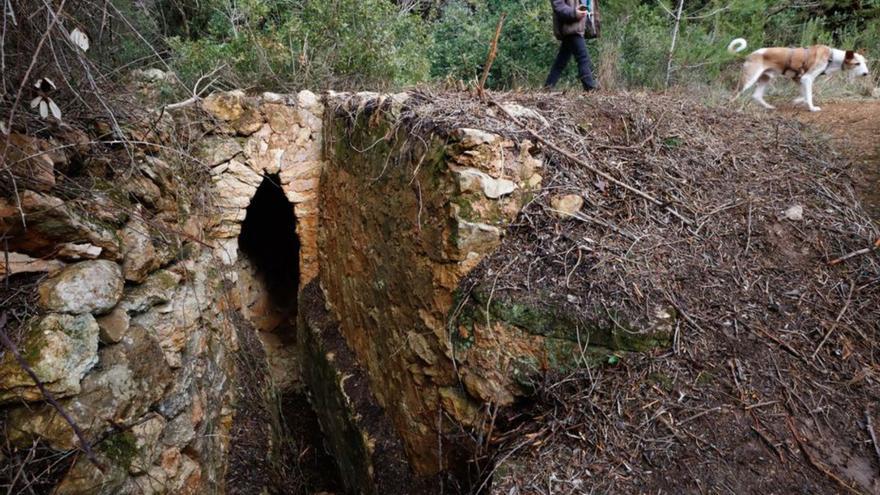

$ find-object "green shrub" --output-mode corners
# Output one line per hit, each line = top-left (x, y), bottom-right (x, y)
(110, 0), (880, 92)
(432, 0), (557, 88)
(160, 0), (430, 91)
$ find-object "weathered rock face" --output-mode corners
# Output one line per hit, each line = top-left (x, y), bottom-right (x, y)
(38, 260), (124, 315)
(315, 93), (542, 475)
(0, 313), (99, 403)
(0, 190), (123, 259)
(0, 87), (334, 494)
(0, 111), (242, 494)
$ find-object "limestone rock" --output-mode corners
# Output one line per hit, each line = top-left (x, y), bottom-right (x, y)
(234, 107), (264, 136)
(201, 137), (243, 167)
(54, 454), (127, 495)
(203, 91), (264, 136)
(527, 174), (543, 188)
(262, 92), (285, 103)
(454, 167), (517, 199)
(550, 194), (584, 218)
(161, 409), (196, 448)
(500, 102), (549, 127)
(132, 68), (172, 82)
(517, 143), (543, 181)
(38, 260), (123, 315)
(6, 325), (173, 450)
(0, 191), (122, 258)
(0, 313), (99, 404)
(120, 211), (161, 283)
(119, 269), (182, 314)
(455, 128), (501, 148)
(784, 204), (804, 221)
(124, 173), (162, 208)
(455, 220), (503, 256)
(297, 90), (320, 110)
(0, 252), (64, 276)
(438, 387), (480, 427)
(129, 414), (167, 474)
(57, 243), (103, 260)
(462, 371), (515, 407)
(97, 307), (130, 344)
(130, 282), (203, 368)
(202, 91), (246, 122)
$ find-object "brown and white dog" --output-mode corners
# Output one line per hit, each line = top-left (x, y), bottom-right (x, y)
(728, 38), (870, 112)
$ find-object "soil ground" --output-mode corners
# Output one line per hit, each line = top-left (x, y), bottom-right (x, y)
(782, 99), (880, 221)
(412, 91), (880, 495)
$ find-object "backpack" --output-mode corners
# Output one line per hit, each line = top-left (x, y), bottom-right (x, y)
(584, 0), (601, 39)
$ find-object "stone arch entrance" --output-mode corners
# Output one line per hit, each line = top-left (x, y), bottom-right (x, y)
(202, 90), (325, 389)
(238, 172), (300, 318)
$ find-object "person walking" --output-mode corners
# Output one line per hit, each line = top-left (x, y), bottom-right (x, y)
(545, 0), (598, 91)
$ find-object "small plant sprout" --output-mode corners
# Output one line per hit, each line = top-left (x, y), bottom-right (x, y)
(30, 78), (61, 120)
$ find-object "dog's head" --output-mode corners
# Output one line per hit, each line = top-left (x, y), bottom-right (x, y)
(843, 50), (870, 77)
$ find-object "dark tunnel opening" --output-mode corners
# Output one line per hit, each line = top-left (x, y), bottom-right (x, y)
(238, 173), (301, 313)
(234, 174), (342, 493)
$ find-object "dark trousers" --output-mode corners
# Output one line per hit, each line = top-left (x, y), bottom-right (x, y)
(545, 34), (596, 90)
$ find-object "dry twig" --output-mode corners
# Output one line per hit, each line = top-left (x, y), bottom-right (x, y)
(828, 238), (880, 265)
(477, 14), (506, 99)
(787, 417), (863, 495)
(488, 96), (694, 226)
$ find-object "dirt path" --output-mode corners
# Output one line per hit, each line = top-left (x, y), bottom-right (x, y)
(783, 100), (880, 220)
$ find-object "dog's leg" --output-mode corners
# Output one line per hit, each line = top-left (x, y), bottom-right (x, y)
(793, 82), (805, 106)
(752, 75), (775, 109)
(731, 65), (764, 103)
(802, 75), (821, 112)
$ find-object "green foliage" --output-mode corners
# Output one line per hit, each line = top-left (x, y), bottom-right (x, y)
(106, 0), (880, 91)
(433, 0), (880, 90)
(160, 0), (430, 91)
(432, 0), (556, 87)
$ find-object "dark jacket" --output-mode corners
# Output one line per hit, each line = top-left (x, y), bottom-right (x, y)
(551, 0), (586, 40)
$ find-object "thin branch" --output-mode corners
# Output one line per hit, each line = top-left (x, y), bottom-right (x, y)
(865, 409), (880, 474)
(828, 238), (880, 265)
(811, 282), (854, 359)
(477, 13), (506, 99)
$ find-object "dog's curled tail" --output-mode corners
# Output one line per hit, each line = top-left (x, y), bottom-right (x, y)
(727, 38), (748, 54)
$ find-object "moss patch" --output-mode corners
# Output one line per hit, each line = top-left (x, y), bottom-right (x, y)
(100, 431), (138, 471)
(466, 288), (670, 353)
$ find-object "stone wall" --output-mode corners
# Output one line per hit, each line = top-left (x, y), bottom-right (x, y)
(200, 90), (325, 390)
(0, 144), (238, 493)
(203, 89), (323, 286)
(0, 88), (328, 493)
(315, 93), (544, 477)
(0, 89), (595, 493)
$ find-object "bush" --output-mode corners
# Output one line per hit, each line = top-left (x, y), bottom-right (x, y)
(160, 0), (431, 92)
(432, 0), (557, 88)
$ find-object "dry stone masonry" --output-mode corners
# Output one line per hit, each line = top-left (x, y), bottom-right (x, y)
(0, 89), (661, 494)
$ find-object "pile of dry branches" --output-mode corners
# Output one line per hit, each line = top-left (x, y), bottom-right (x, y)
(404, 89), (880, 493)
